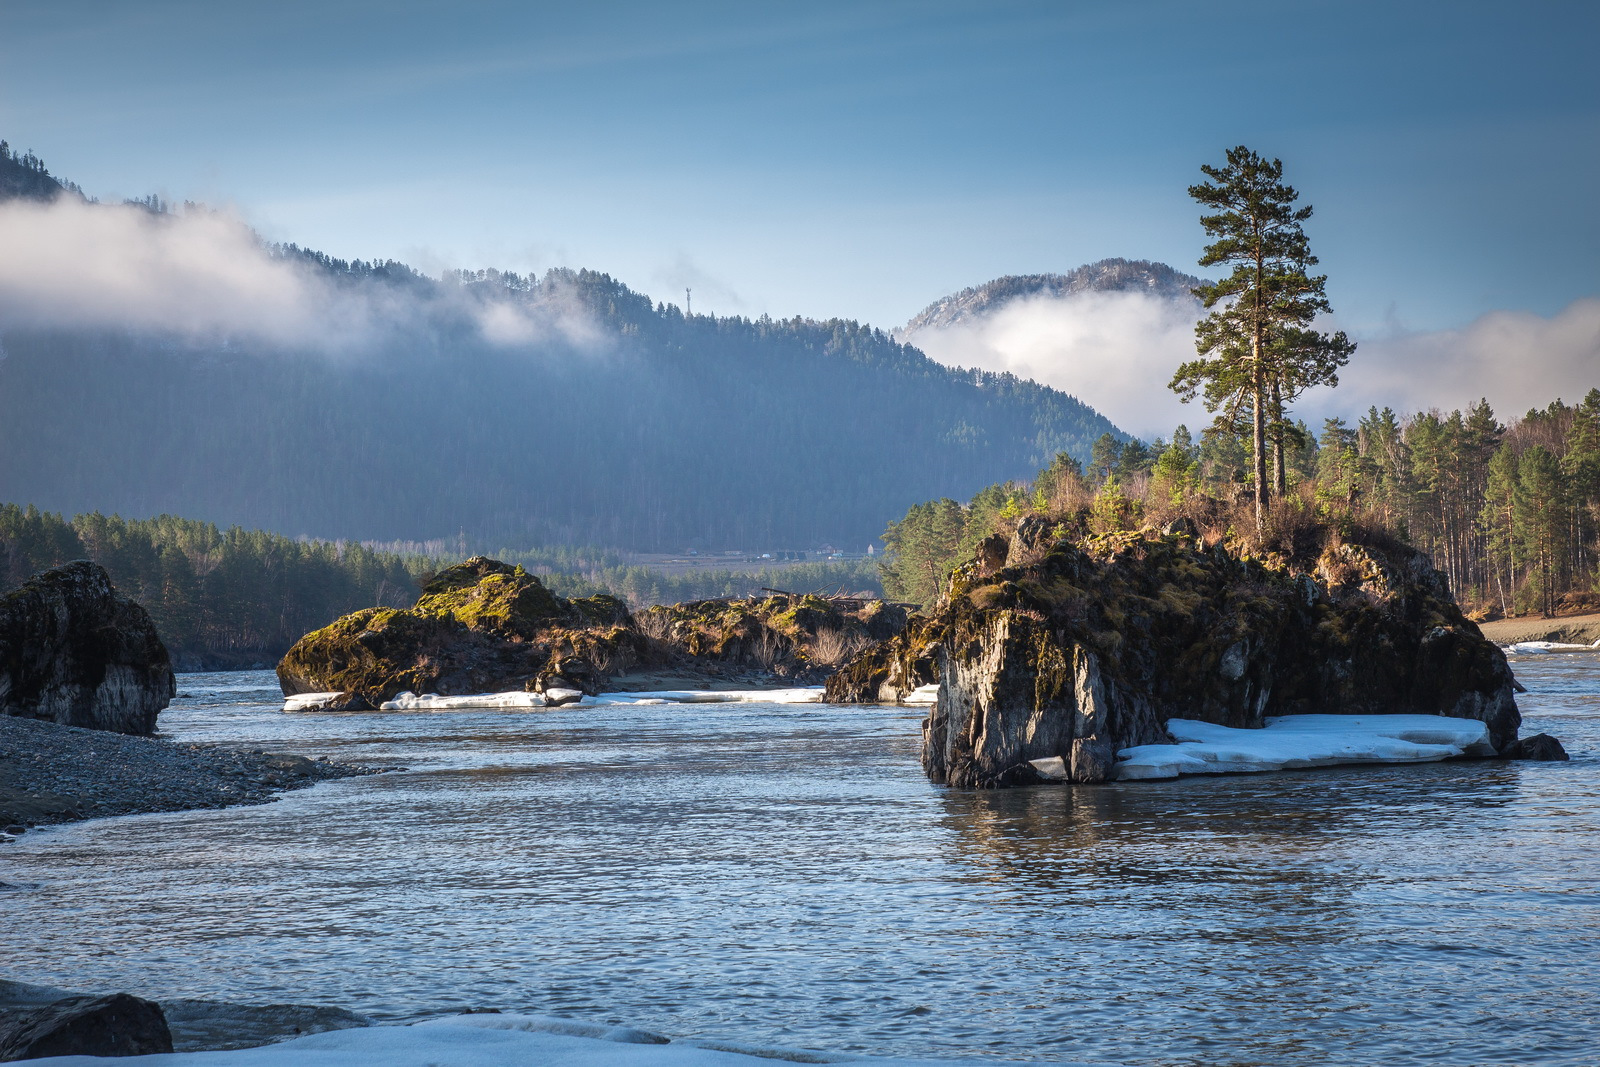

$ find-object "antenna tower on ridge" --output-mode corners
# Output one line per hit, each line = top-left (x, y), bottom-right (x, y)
(686, 287), (692, 316)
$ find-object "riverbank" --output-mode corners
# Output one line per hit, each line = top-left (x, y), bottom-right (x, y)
(1480, 612), (1600, 646)
(0, 715), (380, 834)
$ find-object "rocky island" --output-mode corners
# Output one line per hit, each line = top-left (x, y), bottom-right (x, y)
(830, 517), (1562, 786)
(277, 556), (910, 708)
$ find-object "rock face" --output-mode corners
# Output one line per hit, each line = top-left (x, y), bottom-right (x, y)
(836, 527), (1522, 787)
(0, 560), (175, 735)
(1501, 733), (1569, 761)
(0, 993), (173, 1061)
(639, 593), (909, 682)
(278, 557), (644, 705)
(822, 615), (945, 703)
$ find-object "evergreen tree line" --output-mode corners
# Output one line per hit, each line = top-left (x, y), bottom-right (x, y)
(0, 505), (423, 665)
(880, 390), (1600, 619)
(0, 504), (883, 665)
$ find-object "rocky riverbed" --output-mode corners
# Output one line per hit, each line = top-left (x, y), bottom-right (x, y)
(0, 714), (380, 835)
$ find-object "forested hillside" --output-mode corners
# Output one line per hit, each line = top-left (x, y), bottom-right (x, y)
(0, 147), (1121, 553)
(0, 504), (882, 665)
(882, 392), (1600, 618)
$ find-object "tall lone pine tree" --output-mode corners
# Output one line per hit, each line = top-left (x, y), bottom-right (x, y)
(1171, 146), (1355, 529)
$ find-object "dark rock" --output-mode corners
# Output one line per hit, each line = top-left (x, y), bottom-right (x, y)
(530, 655), (605, 697)
(641, 592), (912, 683)
(823, 615), (944, 703)
(0, 993), (172, 1061)
(160, 999), (370, 1052)
(837, 530), (1524, 786)
(0, 561), (175, 735)
(1500, 733), (1569, 761)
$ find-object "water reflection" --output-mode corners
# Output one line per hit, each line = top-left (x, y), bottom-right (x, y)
(1, 663), (1596, 1067)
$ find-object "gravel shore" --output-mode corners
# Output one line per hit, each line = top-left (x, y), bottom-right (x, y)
(0, 715), (380, 835)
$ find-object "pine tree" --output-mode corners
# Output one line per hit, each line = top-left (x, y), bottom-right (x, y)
(1481, 445), (1519, 616)
(1171, 146), (1355, 528)
(1515, 447), (1569, 617)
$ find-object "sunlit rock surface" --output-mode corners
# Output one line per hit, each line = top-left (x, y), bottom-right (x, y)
(0, 560), (174, 735)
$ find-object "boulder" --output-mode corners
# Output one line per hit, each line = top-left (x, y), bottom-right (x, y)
(1501, 733), (1569, 761)
(834, 528), (1527, 787)
(278, 558), (648, 704)
(0, 561), (175, 735)
(0, 993), (172, 1061)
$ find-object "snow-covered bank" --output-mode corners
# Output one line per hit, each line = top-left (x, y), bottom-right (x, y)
(1030, 714), (1497, 781)
(281, 687), (828, 712)
(32, 1012), (1113, 1066)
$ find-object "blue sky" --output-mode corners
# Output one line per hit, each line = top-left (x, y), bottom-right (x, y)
(2, 0), (1596, 335)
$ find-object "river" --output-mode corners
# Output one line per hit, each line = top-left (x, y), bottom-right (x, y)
(3, 654), (1597, 1066)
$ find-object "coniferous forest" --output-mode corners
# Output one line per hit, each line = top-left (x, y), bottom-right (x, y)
(881, 392), (1600, 618)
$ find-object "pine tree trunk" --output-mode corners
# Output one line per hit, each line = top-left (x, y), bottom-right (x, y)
(1252, 366), (1267, 532)
(1271, 379), (1287, 495)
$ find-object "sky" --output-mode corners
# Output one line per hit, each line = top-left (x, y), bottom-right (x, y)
(1, 0), (1597, 431)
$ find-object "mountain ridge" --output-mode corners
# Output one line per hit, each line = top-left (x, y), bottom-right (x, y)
(0, 145), (1124, 552)
(902, 258), (1207, 336)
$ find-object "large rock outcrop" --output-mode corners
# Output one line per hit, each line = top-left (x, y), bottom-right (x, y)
(835, 527), (1522, 787)
(0, 560), (175, 735)
(277, 557), (643, 705)
(638, 593), (909, 682)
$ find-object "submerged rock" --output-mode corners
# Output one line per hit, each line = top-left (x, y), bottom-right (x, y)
(834, 528), (1525, 787)
(278, 558), (647, 705)
(1500, 733), (1569, 761)
(0, 560), (175, 735)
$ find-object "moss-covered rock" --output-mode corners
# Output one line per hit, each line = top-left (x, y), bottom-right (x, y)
(641, 593), (912, 679)
(277, 558), (647, 704)
(834, 526), (1522, 786)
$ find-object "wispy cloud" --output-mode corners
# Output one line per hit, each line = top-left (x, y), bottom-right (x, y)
(905, 289), (1201, 439)
(906, 289), (1600, 438)
(0, 195), (603, 355)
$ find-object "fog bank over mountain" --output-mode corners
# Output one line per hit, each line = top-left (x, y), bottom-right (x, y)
(905, 262), (1600, 437)
(0, 146), (1121, 552)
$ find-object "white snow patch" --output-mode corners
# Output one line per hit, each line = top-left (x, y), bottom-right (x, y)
(282, 692), (345, 712)
(1110, 714), (1495, 781)
(902, 683), (940, 705)
(371, 688), (826, 711)
(1503, 639), (1600, 654)
(29, 1012), (1113, 1066)
(380, 690), (552, 710)
(578, 688), (824, 706)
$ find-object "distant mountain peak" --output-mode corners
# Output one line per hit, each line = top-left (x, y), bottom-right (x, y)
(903, 258), (1206, 335)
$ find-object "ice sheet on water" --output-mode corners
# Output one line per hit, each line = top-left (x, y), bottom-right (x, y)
(282, 692), (345, 712)
(901, 684), (940, 706)
(357, 688), (826, 712)
(29, 1012), (1117, 1066)
(1503, 639), (1600, 654)
(1103, 713), (1495, 781)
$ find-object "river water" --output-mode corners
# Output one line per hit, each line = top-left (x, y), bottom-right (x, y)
(3, 656), (1597, 1067)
